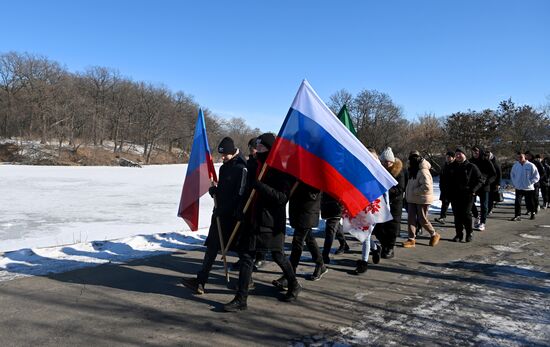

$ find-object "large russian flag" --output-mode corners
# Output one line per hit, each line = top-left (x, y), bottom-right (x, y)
(178, 108), (217, 231)
(266, 80), (397, 217)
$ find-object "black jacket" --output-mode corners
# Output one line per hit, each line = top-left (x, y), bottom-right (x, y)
(320, 193), (343, 219)
(531, 159), (546, 188)
(470, 151), (496, 192)
(205, 154), (248, 249)
(490, 155), (502, 192)
(289, 182), (321, 229)
(446, 159), (483, 200)
(237, 163), (295, 252)
(439, 161), (453, 201)
(386, 158), (405, 218)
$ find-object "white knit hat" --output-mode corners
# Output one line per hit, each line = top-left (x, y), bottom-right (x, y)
(380, 147), (395, 162)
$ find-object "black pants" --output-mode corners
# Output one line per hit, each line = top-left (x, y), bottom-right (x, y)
(197, 240), (219, 284)
(451, 194), (475, 238)
(290, 227), (323, 270)
(322, 218), (346, 258)
(515, 189), (535, 216)
(237, 250), (295, 300)
(373, 217), (401, 249)
(533, 185), (541, 210)
(440, 200), (450, 219)
(542, 184), (549, 205)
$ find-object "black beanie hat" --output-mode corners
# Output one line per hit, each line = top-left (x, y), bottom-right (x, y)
(248, 137), (257, 149)
(455, 147), (466, 155)
(257, 133), (275, 150)
(218, 137), (236, 154)
(446, 151), (455, 157)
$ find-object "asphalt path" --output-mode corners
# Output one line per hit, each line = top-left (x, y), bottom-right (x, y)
(0, 202), (549, 346)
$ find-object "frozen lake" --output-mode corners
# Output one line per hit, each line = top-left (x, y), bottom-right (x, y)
(0, 164), (215, 252)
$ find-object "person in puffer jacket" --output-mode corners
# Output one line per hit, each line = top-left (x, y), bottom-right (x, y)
(403, 151), (440, 248)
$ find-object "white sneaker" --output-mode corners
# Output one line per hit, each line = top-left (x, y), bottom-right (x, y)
(475, 217), (481, 226)
(478, 223), (485, 231)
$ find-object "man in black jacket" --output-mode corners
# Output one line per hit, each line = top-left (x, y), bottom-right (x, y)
(224, 133), (301, 312)
(526, 151), (546, 213)
(470, 146), (496, 231)
(286, 182), (326, 282)
(446, 148), (483, 242)
(181, 137), (248, 294)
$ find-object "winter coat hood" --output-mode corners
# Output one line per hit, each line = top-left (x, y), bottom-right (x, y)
(388, 158), (403, 178)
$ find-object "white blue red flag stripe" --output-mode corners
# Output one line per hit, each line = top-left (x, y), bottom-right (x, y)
(266, 80), (397, 217)
(178, 108), (217, 231)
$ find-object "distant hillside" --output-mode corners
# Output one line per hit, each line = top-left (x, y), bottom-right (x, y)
(0, 138), (184, 166)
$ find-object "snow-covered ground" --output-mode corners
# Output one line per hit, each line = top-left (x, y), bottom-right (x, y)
(0, 164), (516, 283)
(0, 164), (215, 281)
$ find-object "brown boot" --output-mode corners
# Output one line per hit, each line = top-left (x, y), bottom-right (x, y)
(429, 232), (441, 247)
(403, 239), (416, 248)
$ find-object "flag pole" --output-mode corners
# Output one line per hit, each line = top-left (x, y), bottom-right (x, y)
(211, 181), (230, 284)
(223, 163), (268, 255)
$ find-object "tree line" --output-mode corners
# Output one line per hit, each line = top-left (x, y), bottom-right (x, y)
(0, 52), (260, 163)
(1, 51), (549, 166)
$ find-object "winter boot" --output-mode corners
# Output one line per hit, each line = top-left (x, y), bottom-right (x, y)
(282, 281), (302, 302)
(354, 260), (368, 275)
(223, 295), (247, 312)
(308, 264), (328, 281)
(335, 242), (350, 255)
(403, 239), (416, 248)
(429, 232), (441, 247)
(381, 247), (394, 259)
(465, 233), (473, 243)
(180, 277), (205, 295)
(272, 276), (288, 291)
(371, 247), (381, 264)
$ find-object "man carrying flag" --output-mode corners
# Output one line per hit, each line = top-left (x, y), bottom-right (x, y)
(224, 133), (301, 312)
(181, 136), (248, 294)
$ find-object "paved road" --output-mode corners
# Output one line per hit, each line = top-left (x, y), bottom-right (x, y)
(0, 202), (549, 346)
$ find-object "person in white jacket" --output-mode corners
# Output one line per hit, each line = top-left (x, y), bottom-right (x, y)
(510, 152), (540, 221)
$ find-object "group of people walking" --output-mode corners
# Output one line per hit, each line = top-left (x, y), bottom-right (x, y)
(181, 135), (548, 312)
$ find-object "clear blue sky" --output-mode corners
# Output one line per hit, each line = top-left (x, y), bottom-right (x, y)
(2, 0), (549, 132)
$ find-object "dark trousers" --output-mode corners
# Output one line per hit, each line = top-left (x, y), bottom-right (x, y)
(451, 194), (475, 238)
(322, 218), (346, 258)
(440, 200), (450, 219)
(373, 217), (401, 249)
(290, 227), (323, 269)
(197, 241), (219, 284)
(471, 191), (489, 224)
(237, 250), (295, 300)
(542, 184), (549, 205)
(533, 186), (541, 210)
(515, 189), (535, 216)
(488, 192), (496, 213)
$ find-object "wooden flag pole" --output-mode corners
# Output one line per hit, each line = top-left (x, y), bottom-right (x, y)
(211, 181), (229, 284)
(223, 163), (268, 255)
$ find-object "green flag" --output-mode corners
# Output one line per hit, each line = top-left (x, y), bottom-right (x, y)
(337, 104), (357, 136)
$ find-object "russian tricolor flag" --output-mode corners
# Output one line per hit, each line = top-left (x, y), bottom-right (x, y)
(266, 80), (397, 217)
(178, 108), (217, 231)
